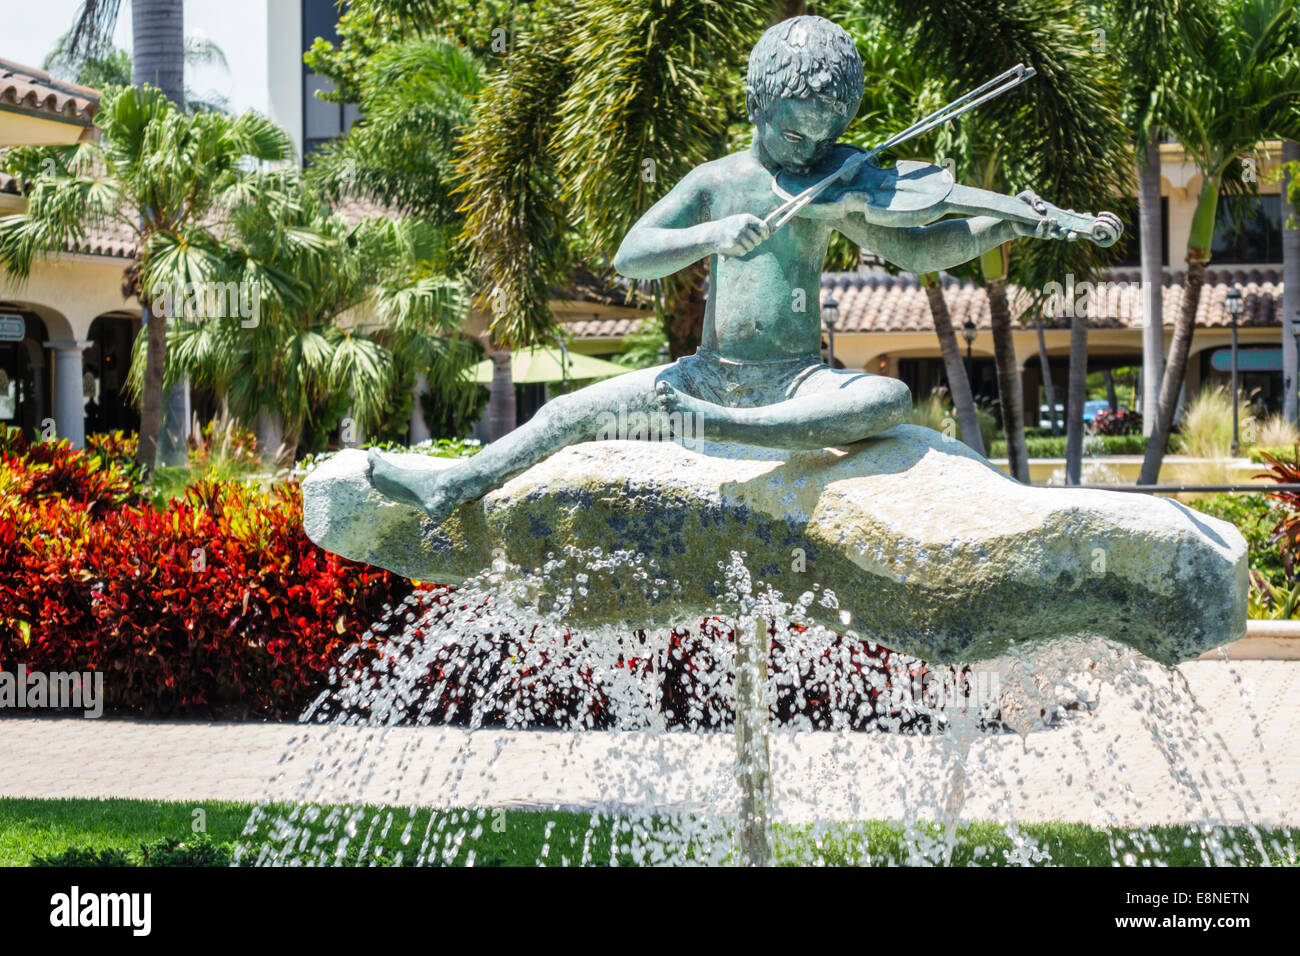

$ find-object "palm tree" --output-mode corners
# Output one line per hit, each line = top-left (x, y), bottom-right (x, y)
(306, 37), (485, 225)
(1104, 1), (1207, 438)
(882, 0), (1132, 483)
(1138, 0), (1300, 484)
(66, 0), (188, 464)
(844, 14), (987, 454)
(920, 273), (986, 454)
(67, 1), (183, 105)
(1065, 310), (1088, 484)
(447, 0), (769, 438)
(163, 174), (475, 468)
(0, 86), (291, 470)
(47, 29), (232, 112)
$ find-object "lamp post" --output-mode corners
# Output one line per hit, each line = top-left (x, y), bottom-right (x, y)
(961, 320), (977, 384)
(552, 332), (571, 393)
(822, 297), (839, 367)
(1225, 287), (1243, 455)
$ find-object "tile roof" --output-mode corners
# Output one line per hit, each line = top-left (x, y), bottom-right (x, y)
(0, 58), (99, 129)
(819, 268), (1285, 334)
(0, 179), (394, 262)
(565, 314), (648, 338)
(564, 268), (1286, 340)
(1, 169), (137, 258)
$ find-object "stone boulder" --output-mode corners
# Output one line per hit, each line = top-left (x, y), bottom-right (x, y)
(302, 426), (1247, 664)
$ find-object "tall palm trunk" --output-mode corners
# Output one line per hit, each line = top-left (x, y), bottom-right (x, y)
(1065, 312), (1088, 485)
(133, 0), (185, 102)
(1139, 134), (1165, 435)
(980, 240), (1028, 482)
(1140, 176), (1219, 484)
(920, 272), (985, 455)
(133, 0), (187, 468)
(137, 289), (166, 469)
(488, 349), (516, 441)
(1283, 140), (1299, 423)
(1035, 316), (1059, 435)
(987, 277), (1028, 482)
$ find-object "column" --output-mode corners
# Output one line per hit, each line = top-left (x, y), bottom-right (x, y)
(44, 339), (90, 449)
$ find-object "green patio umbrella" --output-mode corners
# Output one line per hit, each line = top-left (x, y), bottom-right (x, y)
(464, 346), (632, 385)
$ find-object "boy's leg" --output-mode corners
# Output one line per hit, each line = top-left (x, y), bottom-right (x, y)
(655, 366), (910, 450)
(369, 363), (680, 520)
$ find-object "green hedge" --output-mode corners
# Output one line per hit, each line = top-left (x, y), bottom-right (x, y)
(987, 434), (1155, 458)
(1249, 445), (1300, 464)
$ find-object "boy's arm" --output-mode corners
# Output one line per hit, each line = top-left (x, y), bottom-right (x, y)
(613, 166), (770, 279)
(834, 214), (1021, 275)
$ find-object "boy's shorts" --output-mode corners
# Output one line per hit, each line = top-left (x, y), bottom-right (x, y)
(675, 347), (828, 409)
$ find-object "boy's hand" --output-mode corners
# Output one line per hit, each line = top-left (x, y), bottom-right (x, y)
(1009, 190), (1074, 240)
(710, 214), (771, 257)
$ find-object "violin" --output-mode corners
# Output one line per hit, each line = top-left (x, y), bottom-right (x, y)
(757, 64), (1122, 247)
(769, 146), (1122, 245)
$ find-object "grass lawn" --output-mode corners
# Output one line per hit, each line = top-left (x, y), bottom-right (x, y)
(0, 797), (1292, 866)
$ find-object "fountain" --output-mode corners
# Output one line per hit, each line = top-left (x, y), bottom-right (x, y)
(254, 17), (1276, 867)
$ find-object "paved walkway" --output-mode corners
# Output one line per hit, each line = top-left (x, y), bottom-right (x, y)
(2, 661), (1297, 827)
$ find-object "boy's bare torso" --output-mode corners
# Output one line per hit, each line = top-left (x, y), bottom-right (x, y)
(673, 145), (861, 362)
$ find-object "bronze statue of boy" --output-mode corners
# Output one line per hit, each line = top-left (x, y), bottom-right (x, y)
(368, 15), (1105, 521)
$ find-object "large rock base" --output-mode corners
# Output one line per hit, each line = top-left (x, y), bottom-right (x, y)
(302, 426), (1247, 665)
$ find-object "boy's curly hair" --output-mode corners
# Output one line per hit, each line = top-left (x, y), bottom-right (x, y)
(746, 16), (864, 122)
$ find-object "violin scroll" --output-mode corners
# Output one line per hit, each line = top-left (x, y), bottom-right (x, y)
(1088, 211), (1123, 247)
(1014, 190), (1124, 248)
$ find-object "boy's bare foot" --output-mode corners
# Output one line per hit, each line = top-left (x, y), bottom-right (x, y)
(366, 448), (460, 524)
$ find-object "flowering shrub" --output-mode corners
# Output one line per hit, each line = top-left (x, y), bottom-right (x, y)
(2, 435), (952, 726)
(0, 438), (415, 717)
(1090, 408), (1142, 436)
(0, 427), (146, 515)
(322, 592), (955, 733)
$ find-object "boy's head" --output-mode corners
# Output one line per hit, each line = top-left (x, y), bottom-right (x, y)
(746, 16), (863, 174)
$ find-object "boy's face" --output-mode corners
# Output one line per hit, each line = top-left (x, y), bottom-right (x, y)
(753, 97), (851, 175)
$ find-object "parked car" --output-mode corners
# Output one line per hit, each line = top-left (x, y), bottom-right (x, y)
(1082, 400), (1110, 423)
(1039, 400), (1112, 430)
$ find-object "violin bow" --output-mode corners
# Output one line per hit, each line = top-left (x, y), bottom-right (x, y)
(762, 64), (1037, 234)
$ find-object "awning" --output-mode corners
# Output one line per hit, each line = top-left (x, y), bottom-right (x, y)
(465, 346), (632, 385)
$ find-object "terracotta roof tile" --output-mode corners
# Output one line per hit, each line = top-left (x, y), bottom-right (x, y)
(0, 58), (98, 129)
(819, 268), (1284, 334)
(565, 315), (647, 338)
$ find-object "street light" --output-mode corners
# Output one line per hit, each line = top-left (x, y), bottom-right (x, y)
(1224, 287), (1243, 455)
(822, 296), (839, 367)
(961, 320), (978, 382)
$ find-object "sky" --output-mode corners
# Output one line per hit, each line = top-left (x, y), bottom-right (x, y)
(4, 0), (271, 116)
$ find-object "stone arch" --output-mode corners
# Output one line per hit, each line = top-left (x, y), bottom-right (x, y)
(0, 297), (75, 341)
(85, 310), (142, 435)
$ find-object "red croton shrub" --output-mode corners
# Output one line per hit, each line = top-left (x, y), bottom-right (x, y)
(1, 432), (944, 727)
(0, 432), (415, 717)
